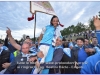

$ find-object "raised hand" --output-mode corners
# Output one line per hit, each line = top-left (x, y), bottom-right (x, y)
(6, 27), (11, 36)
(93, 15), (100, 30)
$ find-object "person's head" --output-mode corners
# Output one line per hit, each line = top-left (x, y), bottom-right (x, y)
(84, 38), (89, 45)
(26, 36), (30, 39)
(55, 36), (62, 46)
(62, 37), (66, 44)
(50, 15), (59, 27)
(70, 39), (72, 42)
(23, 38), (33, 48)
(76, 38), (85, 47)
(63, 42), (69, 48)
(68, 40), (70, 42)
(92, 37), (98, 45)
(22, 43), (30, 54)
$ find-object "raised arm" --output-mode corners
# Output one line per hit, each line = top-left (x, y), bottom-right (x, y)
(93, 15), (100, 44)
(6, 27), (21, 50)
(4, 35), (8, 47)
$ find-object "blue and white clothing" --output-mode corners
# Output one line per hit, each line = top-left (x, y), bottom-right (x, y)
(39, 25), (61, 63)
(40, 25), (61, 46)
(94, 46), (100, 53)
(29, 46), (38, 55)
(41, 45), (63, 74)
(78, 47), (88, 66)
(33, 25), (61, 74)
(63, 48), (71, 57)
(0, 46), (8, 55)
(81, 51), (100, 74)
(40, 25), (55, 45)
(52, 27), (61, 46)
(69, 42), (74, 48)
(80, 30), (100, 74)
(21, 52), (37, 61)
(96, 30), (100, 45)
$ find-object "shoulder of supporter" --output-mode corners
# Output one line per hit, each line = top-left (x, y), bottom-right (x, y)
(12, 53), (23, 61)
(54, 48), (63, 54)
(30, 46), (37, 51)
(81, 52), (100, 74)
(89, 44), (94, 47)
(1, 46), (9, 51)
(56, 47), (63, 50)
(63, 48), (70, 51)
(52, 48), (63, 62)
(71, 46), (80, 51)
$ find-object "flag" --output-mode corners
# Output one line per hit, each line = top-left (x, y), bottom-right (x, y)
(30, 1), (56, 15)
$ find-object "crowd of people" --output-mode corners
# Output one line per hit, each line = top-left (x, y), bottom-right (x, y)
(0, 15), (100, 74)
(65, 30), (96, 40)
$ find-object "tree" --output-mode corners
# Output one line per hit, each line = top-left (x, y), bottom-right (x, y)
(88, 18), (95, 30)
(61, 22), (86, 36)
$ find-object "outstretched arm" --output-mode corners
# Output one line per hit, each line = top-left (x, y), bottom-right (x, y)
(6, 27), (21, 50)
(38, 33), (43, 45)
(38, 27), (46, 45)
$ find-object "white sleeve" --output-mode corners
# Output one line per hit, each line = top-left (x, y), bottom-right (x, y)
(56, 28), (61, 37)
(41, 27), (46, 34)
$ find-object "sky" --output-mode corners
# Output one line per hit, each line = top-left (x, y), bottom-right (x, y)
(0, 1), (100, 40)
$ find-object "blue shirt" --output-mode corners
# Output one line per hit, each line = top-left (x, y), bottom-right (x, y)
(78, 47), (88, 66)
(96, 30), (100, 45)
(40, 25), (55, 45)
(81, 51), (100, 74)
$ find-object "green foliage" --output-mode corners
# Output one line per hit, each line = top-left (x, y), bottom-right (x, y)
(61, 17), (96, 36)
(88, 18), (95, 30)
(61, 22), (87, 36)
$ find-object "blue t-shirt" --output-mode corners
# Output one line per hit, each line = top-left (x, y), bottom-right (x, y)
(96, 30), (100, 45)
(78, 47), (88, 66)
(81, 51), (100, 74)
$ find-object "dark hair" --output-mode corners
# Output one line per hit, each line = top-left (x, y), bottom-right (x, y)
(63, 42), (69, 48)
(70, 39), (72, 41)
(50, 15), (59, 25)
(92, 37), (97, 39)
(26, 36), (30, 38)
(0, 40), (3, 44)
(62, 37), (66, 41)
(68, 40), (70, 42)
(76, 38), (85, 42)
(84, 38), (89, 40)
